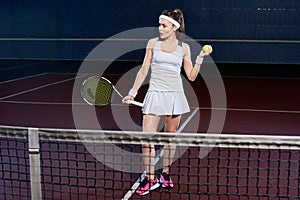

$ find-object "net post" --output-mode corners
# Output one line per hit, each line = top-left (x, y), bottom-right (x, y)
(28, 128), (42, 200)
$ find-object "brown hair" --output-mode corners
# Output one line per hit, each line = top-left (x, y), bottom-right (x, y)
(161, 9), (185, 40)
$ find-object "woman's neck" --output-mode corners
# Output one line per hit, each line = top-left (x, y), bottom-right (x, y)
(160, 34), (178, 53)
(161, 33), (177, 44)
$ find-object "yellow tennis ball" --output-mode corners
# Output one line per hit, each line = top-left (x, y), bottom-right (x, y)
(202, 45), (211, 53)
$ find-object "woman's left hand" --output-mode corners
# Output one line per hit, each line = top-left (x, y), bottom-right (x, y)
(199, 45), (213, 57)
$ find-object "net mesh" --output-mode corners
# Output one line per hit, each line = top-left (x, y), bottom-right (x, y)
(0, 126), (300, 199)
(0, 127), (31, 199)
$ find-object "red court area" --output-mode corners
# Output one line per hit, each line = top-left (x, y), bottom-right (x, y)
(0, 73), (299, 134)
(0, 73), (300, 200)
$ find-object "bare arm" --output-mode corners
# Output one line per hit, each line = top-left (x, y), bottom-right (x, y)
(182, 43), (212, 81)
(122, 38), (156, 103)
(131, 44), (152, 92)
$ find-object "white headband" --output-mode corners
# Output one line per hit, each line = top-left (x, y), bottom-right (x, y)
(159, 15), (180, 28)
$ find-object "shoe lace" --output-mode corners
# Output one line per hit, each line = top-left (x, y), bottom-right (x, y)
(162, 172), (170, 181)
(139, 178), (150, 188)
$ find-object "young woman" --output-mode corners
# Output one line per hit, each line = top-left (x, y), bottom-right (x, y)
(122, 9), (212, 195)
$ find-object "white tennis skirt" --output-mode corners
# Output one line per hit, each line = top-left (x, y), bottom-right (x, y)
(142, 91), (190, 115)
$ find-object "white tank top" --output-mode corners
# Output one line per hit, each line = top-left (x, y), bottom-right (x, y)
(149, 39), (184, 92)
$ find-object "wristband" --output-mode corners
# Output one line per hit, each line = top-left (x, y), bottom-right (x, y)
(128, 89), (137, 98)
(195, 56), (204, 65)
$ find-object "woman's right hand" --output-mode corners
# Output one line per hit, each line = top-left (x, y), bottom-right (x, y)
(122, 95), (134, 104)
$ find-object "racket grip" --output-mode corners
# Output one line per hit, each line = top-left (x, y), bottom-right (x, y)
(127, 100), (144, 107)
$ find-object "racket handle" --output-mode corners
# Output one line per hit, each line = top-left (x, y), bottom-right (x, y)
(127, 100), (144, 107)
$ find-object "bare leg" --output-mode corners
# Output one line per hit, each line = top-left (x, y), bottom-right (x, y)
(163, 115), (181, 173)
(142, 114), (161, 180)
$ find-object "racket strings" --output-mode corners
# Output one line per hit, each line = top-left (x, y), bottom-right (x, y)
(95, 79), (114, 105)
(81, 76), (115, 106)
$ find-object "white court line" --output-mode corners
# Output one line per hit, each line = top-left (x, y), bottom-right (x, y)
(224, 75), (300, 80)
(0, 74), (86, 101)
(1, 37), (299, 43)
(0, 60), (53, 72)
(1, 98), (299, 115)
(0, 73), (48, 84)
(196, 106), (300, 114)
(0, 100), (85, 105)
(121, 108), (199, 200)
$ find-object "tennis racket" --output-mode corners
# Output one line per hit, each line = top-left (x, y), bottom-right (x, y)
(81, 76), (143, 107)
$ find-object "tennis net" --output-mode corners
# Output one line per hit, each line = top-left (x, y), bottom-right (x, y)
(0, 125), (299, 199)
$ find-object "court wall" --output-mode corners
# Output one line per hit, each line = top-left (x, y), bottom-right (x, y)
(0, 0), (299, 64)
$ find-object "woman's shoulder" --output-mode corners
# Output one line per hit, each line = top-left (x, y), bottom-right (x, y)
(147, 37), (159, 48)
(148, 37), (159, 42)
(181, 41), (191, 53)
(182, 41), (190, 48)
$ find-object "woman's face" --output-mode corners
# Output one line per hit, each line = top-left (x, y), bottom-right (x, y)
(159, 18), (177, 39)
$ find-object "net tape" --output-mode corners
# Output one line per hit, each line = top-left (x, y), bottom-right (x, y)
(1, 125), (300, 149)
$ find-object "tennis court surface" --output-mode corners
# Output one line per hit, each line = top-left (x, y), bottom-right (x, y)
(1, 1), (300, 199)
(0, 59), (300, 199)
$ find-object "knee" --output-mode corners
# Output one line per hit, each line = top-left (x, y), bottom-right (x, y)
(165, 127), (178, 133)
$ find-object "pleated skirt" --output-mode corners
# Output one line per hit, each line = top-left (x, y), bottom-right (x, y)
(142, 91), (190, 115)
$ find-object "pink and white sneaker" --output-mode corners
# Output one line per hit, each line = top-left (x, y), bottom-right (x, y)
(160, 172), (174, 188)
(136, 177), (160, 195)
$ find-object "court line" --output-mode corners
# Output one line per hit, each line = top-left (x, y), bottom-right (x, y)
(218, 74), (300, 80)
(42, 71), (300, 81)
(0, 100), (84, 105)
(49, 72), (300, 80)
(196, 107), (300, 114)
(0, 74), (86, 101)
(121, 108), (199, 200)
(1, 98), (299, 114)
(0, 37), (299, 43)
(0, 60), (54, 72)
(0, 73), (48, 84)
